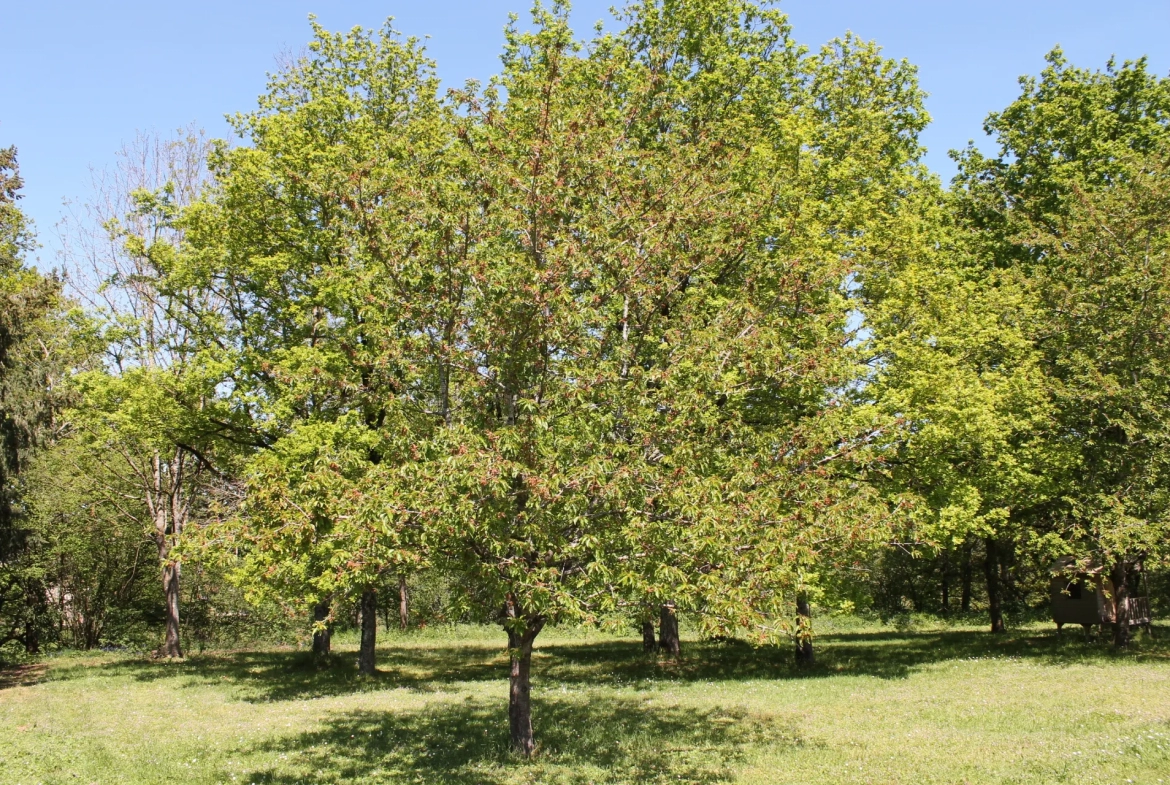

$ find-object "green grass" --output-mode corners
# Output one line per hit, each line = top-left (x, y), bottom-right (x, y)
(2, 619), (1169, 784)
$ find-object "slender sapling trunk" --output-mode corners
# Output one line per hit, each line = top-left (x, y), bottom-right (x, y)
(1111, 560), (1130, 649)
(960, 542), (973, 612)
(984, 538), (1005, 633)
(398, 574), (409, 631)
(795, 593), (814, 667)
(940, 551), (950, 614)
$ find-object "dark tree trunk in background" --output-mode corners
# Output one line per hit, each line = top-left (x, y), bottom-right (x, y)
(941, 551), (951, 615)
(984, 538), (1005, 633)
(507, 616), (545, 757)
(795, 593), (814, 667)
(999, 543), (1016, 610)
(659, 603), (681, 657)
(642, 619), (657, 652)
(960, 542), (973, 612)
(312, 599), (332, 656)
(359, 588), (378, 675)
(162, 560), (183, 657)
(398, 574), (409, 631)
(1111, 560), (1130, 649)
(22, 580), (46, 654)
(23, 623), (40, 655)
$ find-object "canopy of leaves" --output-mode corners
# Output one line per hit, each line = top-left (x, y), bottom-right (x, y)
(180, 0), (932, 641)
(953, 51), (1170, 568)
(0, 146), (78, 651)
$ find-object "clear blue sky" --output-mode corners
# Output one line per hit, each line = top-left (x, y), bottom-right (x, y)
(3, 0), (1167, 267)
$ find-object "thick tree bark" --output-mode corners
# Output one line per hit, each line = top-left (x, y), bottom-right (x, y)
(398, 574), (409, 631)
(359, 588), (378, 675)
(1111, 560), (1130, 649)
(984, 538), (1005, 633)
(795, 593), (814, 667)
(641, 619), (657, 652)
(312, 599), (332, 656)
(960, 542), (973, 612)
(507, 616), (545, 757)
(659, 603), (681, 657)
(161, 560), (183, 657)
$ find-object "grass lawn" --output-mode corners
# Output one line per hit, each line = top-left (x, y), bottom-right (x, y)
(1, 619), (1168, 784)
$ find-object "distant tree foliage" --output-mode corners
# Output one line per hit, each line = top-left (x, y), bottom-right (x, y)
(953, 51), (1170, 646)
(0, 146), (74, 653)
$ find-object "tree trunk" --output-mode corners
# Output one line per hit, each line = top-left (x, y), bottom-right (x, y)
(359, 588), (377, 675)
(1000, 543), (1016, 611)
(23, 624), (40, 655)
(312, 599), (332, 656)
(507, 617), (545, 758)
(152, 451), (189, 660)
(1111, 560), (1130, 649)
(984, 538), (1005, 633)
(795, 593), (814, 667)
(641, 619), (657, 652)
(162, 559), (183, 657)
(659, 603), (681, 657)
(960, 542), (973, 612)
(398, 574), (409, 631)
(940, 551), (951, 615)
(22, 580), (46, 654)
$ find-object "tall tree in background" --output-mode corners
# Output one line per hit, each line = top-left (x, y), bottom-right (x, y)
(861, 187), (1063, 633)
(954, 51), (1170, 646)
(176, 21), (445, 672)
(60, 129), (229, 658)
(0, 146), (73, 653)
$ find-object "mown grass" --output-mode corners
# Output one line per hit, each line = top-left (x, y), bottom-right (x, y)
(1, 618), (1168, 784)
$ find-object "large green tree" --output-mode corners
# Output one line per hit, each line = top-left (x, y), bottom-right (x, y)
(177, 19), (447, 671)
(182, 0), (931, 754)
(861, 185), (1065, 632)
(61, 130), (231, 658)
(0, 146), (76, 654)
(954, 51), (1170, 646)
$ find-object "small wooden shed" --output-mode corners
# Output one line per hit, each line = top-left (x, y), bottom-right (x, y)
(1050, 557), (1151, 635)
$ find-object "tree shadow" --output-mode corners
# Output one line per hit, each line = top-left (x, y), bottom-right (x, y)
(0, 662), (47, 690)
(44, 645), (508, 702)
(533, 623), (1170, 687)
(48, 621), (1169, 703)
(233, 695), (798, 784)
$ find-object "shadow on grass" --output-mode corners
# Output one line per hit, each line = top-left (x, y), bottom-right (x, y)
(40, 645), (505, 701)
(37, 621), (1169, 701)
(0, 662), (46, 689)
(235, 695), (795, 784)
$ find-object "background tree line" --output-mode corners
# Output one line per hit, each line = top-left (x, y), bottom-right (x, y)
(1, 0), (1167, 757)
